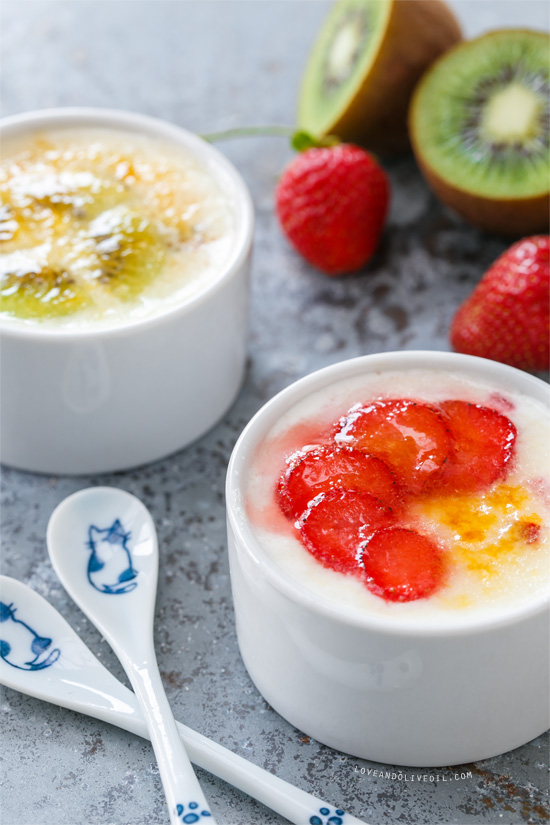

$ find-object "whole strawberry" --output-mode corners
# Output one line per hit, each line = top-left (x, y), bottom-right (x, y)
(275, 143), (390, 276)
(451, 236), (550, 371)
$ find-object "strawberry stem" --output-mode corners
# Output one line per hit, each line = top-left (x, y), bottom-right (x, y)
(200, 125), (295, 142)
(200, 126), (340, 151)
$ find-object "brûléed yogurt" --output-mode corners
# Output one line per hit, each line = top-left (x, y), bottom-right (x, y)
(0, 128), (235, 327)
(246, 368), (550, 624)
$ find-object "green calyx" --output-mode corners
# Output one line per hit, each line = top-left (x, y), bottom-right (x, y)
(291, 130), (340, 151)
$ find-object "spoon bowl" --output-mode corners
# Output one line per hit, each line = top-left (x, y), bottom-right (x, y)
(0, 575), (140, 724)
(47, 487), (157, 645)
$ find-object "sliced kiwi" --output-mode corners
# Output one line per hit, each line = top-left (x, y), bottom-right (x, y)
(409, 29), (550, 235)
(0, 193), (167, 320)
(298, 0), (462, 154)
(87, 205), (166, 302)
(0, 251), (87, 319)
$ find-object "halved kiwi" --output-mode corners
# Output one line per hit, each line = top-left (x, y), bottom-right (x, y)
(298, 0), (462, 154)
(409, 29), (550, 236)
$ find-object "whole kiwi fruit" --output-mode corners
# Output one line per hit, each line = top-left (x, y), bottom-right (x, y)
(298, 0), (462, 155)
(409, 29), (550, 236)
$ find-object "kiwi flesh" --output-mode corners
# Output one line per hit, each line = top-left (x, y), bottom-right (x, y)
(0, 178), (166, 320)
(88, 205), (166, 302)
(0, 255), (86, 319)
(409, 29), (550, 236)
(298, 0), (462, 155)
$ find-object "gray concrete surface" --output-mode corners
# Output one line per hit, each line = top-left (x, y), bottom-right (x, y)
(1, 2), (549, 824)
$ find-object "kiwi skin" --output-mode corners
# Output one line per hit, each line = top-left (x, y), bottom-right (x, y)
(414, 160), (549, 236)
(301, 0), (462, 155)
(409, 30), (550, 237)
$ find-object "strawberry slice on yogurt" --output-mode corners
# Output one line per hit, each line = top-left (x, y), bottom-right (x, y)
(278, 445), (400, 520)
(299, 489), (395, 574)
(432, 400), (517, 495)
(359, 527), (445, 602)
(335, 399), (450, 495)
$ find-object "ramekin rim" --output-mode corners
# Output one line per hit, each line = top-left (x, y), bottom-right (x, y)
(226, 350), (550, 638)
(0, 106), (254, 339)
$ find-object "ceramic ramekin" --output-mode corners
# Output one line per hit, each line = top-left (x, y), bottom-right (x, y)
(226, 351), (550, 767)
(0, 108), (253, 475)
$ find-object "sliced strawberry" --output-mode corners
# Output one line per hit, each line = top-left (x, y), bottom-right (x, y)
(360, 527), (444, 602)
(278, 445), (400, 520)
(335, 399), (450, 495)
(300, 489), (395, 573)
(432, 400), (517, 494)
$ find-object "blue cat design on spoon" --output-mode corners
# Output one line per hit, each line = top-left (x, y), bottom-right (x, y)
(0, 602), (61, 671)
(86, 519), (138, 594)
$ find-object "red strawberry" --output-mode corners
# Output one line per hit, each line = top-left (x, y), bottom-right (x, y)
(278, 445), (400, 520)
(359, 527), (444, 602)
(335, 399), (450, 495)
(432, 400), (517, 495)
(275, 144), (390, 276)
(299, 489), (395, 574)
(451, 235), (550, 371)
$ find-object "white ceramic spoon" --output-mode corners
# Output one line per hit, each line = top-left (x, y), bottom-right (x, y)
(46, 487), (215, 825)
(0, 577), (367, 825)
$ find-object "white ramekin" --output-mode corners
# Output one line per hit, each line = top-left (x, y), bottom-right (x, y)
(226, 351), (550, 767)
(0, 108), (253, 475)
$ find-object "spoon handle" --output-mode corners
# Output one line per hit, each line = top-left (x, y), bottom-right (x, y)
(127, 652), (216, 825)
(87, 684), (367, 825)
(174, 719), (367, 825)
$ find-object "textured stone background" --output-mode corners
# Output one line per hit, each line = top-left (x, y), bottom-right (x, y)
(1, 2), (549, 824)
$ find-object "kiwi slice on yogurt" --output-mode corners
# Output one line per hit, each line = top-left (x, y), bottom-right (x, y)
(0, 250), (86, 319)
(298, 0), (462, 154)
(409, 29), (550, 235)
(87, 205), (166, 302)
(0, 198), (167, 320)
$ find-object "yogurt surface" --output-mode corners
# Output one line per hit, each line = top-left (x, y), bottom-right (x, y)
(0, 128), (235, 327)
(246, 368), (550, 624)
